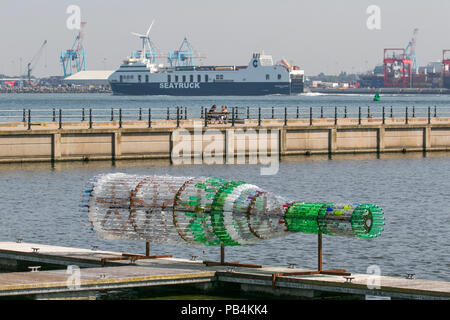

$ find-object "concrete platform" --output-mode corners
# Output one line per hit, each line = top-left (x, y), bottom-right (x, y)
(0, 242), (449, 299)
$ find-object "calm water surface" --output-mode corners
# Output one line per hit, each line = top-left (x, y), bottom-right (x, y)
(0, 153), (448, 281)
(0, 94), (448, 282)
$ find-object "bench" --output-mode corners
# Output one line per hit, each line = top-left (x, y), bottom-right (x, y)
(206, 112), (230, 124)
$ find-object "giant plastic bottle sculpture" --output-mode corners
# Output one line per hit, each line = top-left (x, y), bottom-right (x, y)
(82, 173), (384, 246)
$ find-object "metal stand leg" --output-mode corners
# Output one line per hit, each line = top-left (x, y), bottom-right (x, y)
(202, 245), (262, 268)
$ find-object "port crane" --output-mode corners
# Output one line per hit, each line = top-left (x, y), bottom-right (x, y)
(26, 40), (47, 85)
(167, 37), (206, 67)
(405, 28), (419, 74)
(61, 22), (87, 77)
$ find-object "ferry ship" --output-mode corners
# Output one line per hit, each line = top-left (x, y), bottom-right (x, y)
(108, 37), (304, 96)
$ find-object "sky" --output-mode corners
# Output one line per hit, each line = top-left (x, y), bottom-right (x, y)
(0, 0), (449, 77)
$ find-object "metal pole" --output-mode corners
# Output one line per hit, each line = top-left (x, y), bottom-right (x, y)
(59, 109), (62, 129)
(111, 108), (114, 121)
(428, 106), (431, 124)
(320, 106), (323, 118)
(232, 107), (235, 126)
(309, 107), (313, 125)
(148, 108), (152, 128)
(284, 107), (287, 126)
(344, 106), (347, 118)
(82, 108), (85, 121)
(167, 107), (170, 120)
(406, 107), (408, 124)
(146, 242), (150, 257)
(434, 106), (437, 118)
(176, 106), (180, 128)
(89, 109), (92, 129)
(296, 106), (299, 119)
(27, 109), (31, 130)
(220, 245), (225, 264)
(119, 108), (122, 128)
(139, 107), (142, 121)
(23, 109), (26, 123)
(272, 106), (274, 119)
(390, 106), (393, 118)
(258, 107), (261, 126)
(358, 106), (361, 125)
(367, 106), (370, 118)
(334, 106), (337, 125)
(52, 108), (56, 122)
(184, 107), (187, 120)
(412, 106), (415, 118)
(204, 107), (208, 127)
(382, 106), (385, 125)
(247, 106), (250, 119)
(318, 233), (323, 272)
(201, 107), (204, 119)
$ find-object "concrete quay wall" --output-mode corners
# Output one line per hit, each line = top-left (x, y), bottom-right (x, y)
(1, 119), (450, 163)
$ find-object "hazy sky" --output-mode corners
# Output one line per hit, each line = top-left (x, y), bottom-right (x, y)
(1, 0), (449, 77)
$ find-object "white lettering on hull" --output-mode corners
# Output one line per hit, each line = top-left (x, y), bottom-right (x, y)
(159, 83), (201, 89)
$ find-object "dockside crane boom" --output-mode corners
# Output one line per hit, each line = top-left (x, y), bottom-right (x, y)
(27, 40), (47, 85)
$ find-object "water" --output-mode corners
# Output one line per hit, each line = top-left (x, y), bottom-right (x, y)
(0, 93), (449, 282)
(1, 93), (450, 122)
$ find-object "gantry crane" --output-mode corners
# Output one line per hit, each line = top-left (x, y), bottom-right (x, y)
(26, 40), (47, 85)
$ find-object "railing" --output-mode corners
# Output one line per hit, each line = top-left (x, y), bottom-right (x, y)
(0, 106), (447, 130)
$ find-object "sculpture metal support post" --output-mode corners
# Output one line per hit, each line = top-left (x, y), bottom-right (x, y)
(146, 242), (150, 257)
(318, 232), (322, 272)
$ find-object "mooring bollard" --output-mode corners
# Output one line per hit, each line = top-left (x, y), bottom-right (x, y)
(148, 108), (152, 128)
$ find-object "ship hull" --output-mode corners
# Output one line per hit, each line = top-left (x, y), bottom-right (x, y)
(110, 81), (302, 96)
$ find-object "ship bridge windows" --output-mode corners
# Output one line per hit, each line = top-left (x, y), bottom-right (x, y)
(182, 75), (186, 82)
(197, 75), (201, 82)
(277, 74), (282, 80)
(266, 74), (270, 80)
(145, 75), (149, 82)
(120, 75), (123, 82)
(168, 75), (171, 83)
(216, 74), (224, 80)
(138, 75), (142, 83)
(190, 75), (194, 82)
(175, 75), (179, 82)
(205, 75), (209, 82)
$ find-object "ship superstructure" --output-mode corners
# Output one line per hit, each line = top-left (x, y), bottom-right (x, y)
(108, 31), (304, 96)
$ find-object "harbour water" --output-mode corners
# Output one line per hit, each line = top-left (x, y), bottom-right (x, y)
(0, 93), (449, 282)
